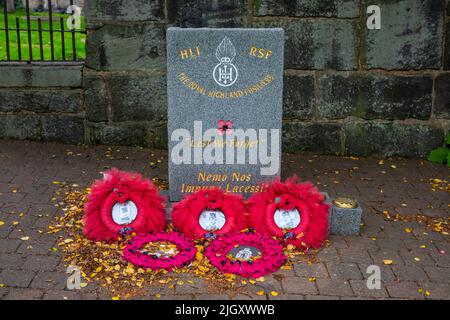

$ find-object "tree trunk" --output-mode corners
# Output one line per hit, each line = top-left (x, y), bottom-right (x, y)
(6, 0), (15, 13)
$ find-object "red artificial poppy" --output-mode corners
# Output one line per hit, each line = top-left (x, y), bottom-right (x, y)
(83, 168), (166, 242)
(247, 176), (329, 250)
(217, 120), (233, 135)
(171, 188), (247, 240)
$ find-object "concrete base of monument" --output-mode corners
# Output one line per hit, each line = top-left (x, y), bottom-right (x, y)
(159, 190), (174, 221)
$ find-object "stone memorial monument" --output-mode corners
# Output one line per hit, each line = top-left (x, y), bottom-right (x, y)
(167, 28), (284, 201)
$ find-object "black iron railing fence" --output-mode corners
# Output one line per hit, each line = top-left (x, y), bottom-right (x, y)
(1, 0), (85, 63)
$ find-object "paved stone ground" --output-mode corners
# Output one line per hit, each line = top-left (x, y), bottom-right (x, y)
(0, 140), (449, 300)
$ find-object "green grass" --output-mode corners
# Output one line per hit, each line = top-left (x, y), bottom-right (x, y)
(0, 8), (85, 61)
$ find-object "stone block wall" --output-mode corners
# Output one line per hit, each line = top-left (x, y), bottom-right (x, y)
(1, 0), (449, 158)
(83, 0), (449, 157)
(83, 0), (167, 148)
(0, 65), (84, 144)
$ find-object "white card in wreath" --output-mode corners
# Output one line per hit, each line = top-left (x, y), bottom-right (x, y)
(199, 210), (226, 231)
(274, 208), (301, 230)
(112, 201), (138, 225)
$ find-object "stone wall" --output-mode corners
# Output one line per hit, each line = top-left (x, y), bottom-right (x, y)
(83, 0), (449, 157)
(0, 65), (84, 144)
(1, 0), (449, 158)
(83, 0), (167, 148)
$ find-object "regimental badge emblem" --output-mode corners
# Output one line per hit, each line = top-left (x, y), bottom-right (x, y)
(213, 36), (238, 87)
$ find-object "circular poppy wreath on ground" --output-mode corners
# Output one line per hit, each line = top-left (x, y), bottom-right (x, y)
(171, 189), (248, 240)
(248, 176), (329, 250)
(83, 168), (166, 242)
(123, 232), (197, 271)
(205, 232), (286, 278)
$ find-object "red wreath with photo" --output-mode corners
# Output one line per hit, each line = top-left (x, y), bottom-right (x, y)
(171, 188), (248, 240)
(205, 231), (286, 278)
(248, 176), (329, 250)
(83, 168), (166, 242)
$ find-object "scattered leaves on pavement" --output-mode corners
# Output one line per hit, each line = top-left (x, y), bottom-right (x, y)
(48, 184), (319, 300)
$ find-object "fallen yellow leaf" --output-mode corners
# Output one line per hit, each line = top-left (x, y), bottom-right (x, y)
(155, 294), (161, 299)
(124, 266), (134, 274)
(308, 277), (316, 282)
(270, 291), (279, 297)
(383, 259), (393, 265)
(256, 290), (265, 296)
(0, 221), (4, 227)
(112, 296), (120, 300)
(404, 228), (413, 233)
(20, 236), (30, 241)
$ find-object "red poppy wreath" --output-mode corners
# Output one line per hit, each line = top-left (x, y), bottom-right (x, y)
(83, 168), (166, 242)
(171, 189), (248, 240)
(205, 231), (286, 278)
(123, 232), (196, 271)
(248, 176), (329, 250)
